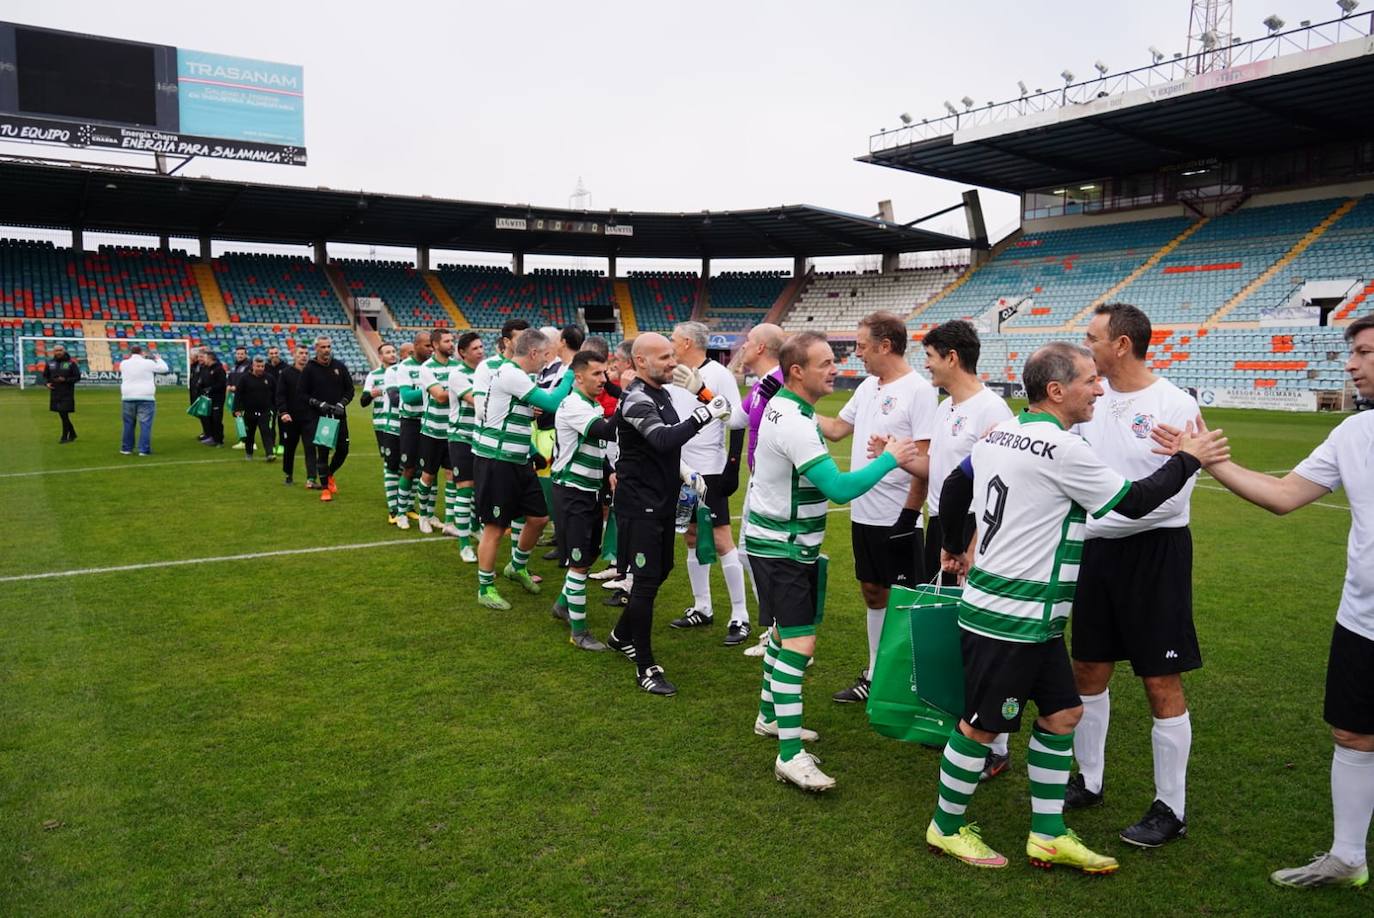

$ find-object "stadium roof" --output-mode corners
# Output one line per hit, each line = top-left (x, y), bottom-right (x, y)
(861, 23), (1374, 194)
(0, 161), (976, 258)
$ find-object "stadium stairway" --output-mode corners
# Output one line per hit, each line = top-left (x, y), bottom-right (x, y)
(1205, 198), (1358, 326)
(1061, 217), (1211, 330)
(614, 280), (639, 337)
(421, 272), (471, 328)
(192, 262), (231, 325)
(1334, 278), (1374, 322)
(81, 320), (114, 371)
(908, 231), (1020, 325)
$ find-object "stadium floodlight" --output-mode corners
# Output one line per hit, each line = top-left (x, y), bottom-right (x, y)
(960, 95), (975, 109)
(1202, 30), (1218, 49)
(943, 100), (959, 116)
(899, 112), (913, 124)
(1173, 52), (1183, 59)
(1338, 0), (1359, 16)
(1301, 20), (1311, 26)
(1263, 14), (1285, 32)
(1017, 80), (1029, 96)
(1093, 60), (1109, 76)
(1149, 46), (1165, 63)
(1060, 69), (1075, 83)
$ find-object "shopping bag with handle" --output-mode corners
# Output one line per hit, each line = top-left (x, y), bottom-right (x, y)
(866, 582), (964, 747)
(187, 395), (211, 418)
(313, 416), (340, 448)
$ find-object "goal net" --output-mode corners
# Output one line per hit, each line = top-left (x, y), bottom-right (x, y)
(17, 336), (193, 389)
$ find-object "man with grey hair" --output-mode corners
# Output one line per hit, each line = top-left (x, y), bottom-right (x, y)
(667, 320), (751, 645)
(472, 327), (574, 609)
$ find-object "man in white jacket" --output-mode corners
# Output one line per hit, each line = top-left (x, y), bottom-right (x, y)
(119, 345), (170, 456)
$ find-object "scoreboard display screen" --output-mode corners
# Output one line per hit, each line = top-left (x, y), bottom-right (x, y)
(0, 22), (306, 166)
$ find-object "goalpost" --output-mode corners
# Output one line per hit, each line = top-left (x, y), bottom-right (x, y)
(17, 336), (193, 390)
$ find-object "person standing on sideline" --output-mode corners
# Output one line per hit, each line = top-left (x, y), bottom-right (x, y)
(231, 357), (278, 461)
(265, 345), (286, 452)
(924, 342), (1226, 873)
(816, 312), (937, 706)
(1151, 313), (1374, 889)
(118, 345), (169, 456)
(737, 322), (787, 657)
(226, 345), (251, 450)
(299, 336), (354, 501)
(201, 350), (227, 447)
(1065, 303), (1205, 849)
(42, 344), (81, 442)
(275, 345), (315, 486)
(361, 342), (402, 523)
(921, 320), (1014, 780)
(750, 332), (918, 791)
(188, 346), (208, 441)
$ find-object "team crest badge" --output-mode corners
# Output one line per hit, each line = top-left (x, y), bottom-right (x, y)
(1130, 413), (1155, 439)
(880, 395), (897, 415)
(492, 505), (502, 519)
(572, 548), (582, 562)
(635, 552), (647, 568)
(950, 415), (967, 436)
(1001, 697), (1020, 719)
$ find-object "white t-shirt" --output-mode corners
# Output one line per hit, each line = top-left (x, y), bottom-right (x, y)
(1077, 377), (1200, 539)
(670, 359), (743, 476)
(1293, 410), (1374, 642)
(926, 386), (1014, 516)
(838, 370), (937, 526)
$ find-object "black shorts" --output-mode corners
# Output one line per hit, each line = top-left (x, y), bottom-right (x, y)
(851, 521), (924, 588)
(449, 439), (475, 481)
(617, 514), (675, 587)
(374, 430), (401, 473)
(692, 473), (731, 528)
(398, 417), (422, 470)
(474, 456), (546, 527)
(418, 434), (451, 476)
(1326, 623), (1374, 734)
(1071, 527), (1200, 677)
(553, 483), (604, 568)
(925, 514), (976, 587)
(752, 555), (820, 638)
(962, 630), (1081, 733)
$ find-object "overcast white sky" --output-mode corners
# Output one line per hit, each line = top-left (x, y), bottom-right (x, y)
(3, 0), (1351, 269)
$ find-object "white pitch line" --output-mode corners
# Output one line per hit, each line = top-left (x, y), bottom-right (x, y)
(0, 536), (451, 583)
(0, 457), (240, 479)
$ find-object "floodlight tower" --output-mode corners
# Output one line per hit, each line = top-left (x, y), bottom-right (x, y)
(1186, 0), (1234, 74)
(570, 176), (592, 210)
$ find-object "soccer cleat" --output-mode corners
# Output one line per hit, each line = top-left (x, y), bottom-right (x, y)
(980, 751), (1012, 783)
(744, 631), (771, 657)
(604, 589), (630, 607)
(427, 515), (444, 530)
(1026, 830), (1119, 874)
(442, 522), (462, 538)
(477, 587), (512, 611)
(569, 632), (608, 652)
(602, 574), (633, 592)
(459, 544), (477, 563)
(388, 515), (398, 525)
(550, 599), (570, 622)
(405, 510), (420, 521)
(724, 621), (752, 647)
(606, 629), (637, 662)
(1120, 799), (1187, 848)
(274, 444), (284, 456)
(394, 514), (410, 530)
(753, 714), (818, 742)
(320, 489), (333, 503)
(327, 476), (338, 493)
(637, 665), (677, 696)
(1064, 773), (1105, 810)
(305, 479), (322, 490)
(925, 822), (1008, 869)
(284, 476), (294, 486)
(832, 672), (871, 704)
(418, 516), (434, 535)
(774, 751), (835, 792)
(588, 567), (620, 581)
(503, 562), (541, 594)
(265, 454), (277, 464)
(233, 441), (245, 450)
(670, 607), (714, 629)
(1270, 852), (1369, 889)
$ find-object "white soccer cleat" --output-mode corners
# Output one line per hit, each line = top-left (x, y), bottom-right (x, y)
(588, 566), (620, 581)
(603, 574), (633, 592)
(774, 751), (835, 792)
(428, 516), (444, 530)
(754, 713), (818, 742)
(442, 522), (462, 538)
(417, 516), (434, 535)
(394, 515), (411, 531)
(459, 544), (477, 563)
(744, 631), (770, 657)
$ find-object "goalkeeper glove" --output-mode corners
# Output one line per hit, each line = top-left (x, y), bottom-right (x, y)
(679, 463), (708, 500)
(756, 374), (782, 401)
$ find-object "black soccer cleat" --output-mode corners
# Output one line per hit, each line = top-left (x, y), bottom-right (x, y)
(831, 672), (871, 704)
(637, 665), (677, 696)
(606, 629), (637, 662)
(1120, 799), (1187, 848)
(670, 607), (714, 629)
(603, 590), (630, 607)
(980, 751), (1012, 783)
(542, 547), (561, 561)
(550, 599), (570, 623)
(1064, 773), (1105, 810)
(723, 621), (752, 647)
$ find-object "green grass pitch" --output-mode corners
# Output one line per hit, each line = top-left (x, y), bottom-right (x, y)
(0, 387), (1360, 915)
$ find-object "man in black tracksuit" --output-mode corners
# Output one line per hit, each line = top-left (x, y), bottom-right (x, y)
(231, 357), (277, 460)
(275, 345), (315, 485)
(201, 351), (228, 446)
(265, 346), (286, 450)
(606, 333), (731, 696)
(189, 348), (208, 441)
(298, 336), (354, 495)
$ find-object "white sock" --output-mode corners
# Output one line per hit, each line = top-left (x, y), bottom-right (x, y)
(1331, 745), (1374, 867)
(1075, 689), (1110, 793)
(719, 549), (749, 625)
(686, 553), (713, 615)
(738, 549), (760, 604)
(1151, 711), (1191, 818)
(990, 733), (1009, 756)
(864, 607), (884, 679)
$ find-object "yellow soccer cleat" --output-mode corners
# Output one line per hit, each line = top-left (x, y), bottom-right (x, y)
(926, 822), (1008, 869)
(1026, 830), (1119, 875)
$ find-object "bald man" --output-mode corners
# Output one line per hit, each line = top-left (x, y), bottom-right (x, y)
(737, 323), (787, 655)
(607, 333), (733, 695)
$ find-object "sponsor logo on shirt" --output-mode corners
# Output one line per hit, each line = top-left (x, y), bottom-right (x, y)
(880, 395), (897, 415)
(983, 430), (1057, 459)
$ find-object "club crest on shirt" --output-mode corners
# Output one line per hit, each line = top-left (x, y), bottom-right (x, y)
(635, 552), (647, 568)
(1130, 413), (1155, 439)
(950, 415), (967, 437)
(1001, 697), (1020, 719)
(880, 395), (897, 415)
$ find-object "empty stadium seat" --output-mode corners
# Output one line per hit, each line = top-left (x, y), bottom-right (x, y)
(214, 253), (350, 325)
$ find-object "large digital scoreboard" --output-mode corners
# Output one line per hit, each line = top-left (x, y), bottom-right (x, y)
(0, 23), (306, 165)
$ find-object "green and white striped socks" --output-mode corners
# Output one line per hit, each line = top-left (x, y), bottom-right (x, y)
(933, 730), (989, 836)
(510, 517), (525, 552)
(478, 568), (495, 596)
(419, 481), (437, 520)
(561, 569), (588, 633)
(443, 482), (458, 524)
(757, 631), (781, 724)
(511, 545), (531, 572)
(383, 470), (399, 516)
(398, 476), (414, 514)
(1028, 727), (1073, 838)
(455, 486), (474, 541)
(769, 647), (810, 762)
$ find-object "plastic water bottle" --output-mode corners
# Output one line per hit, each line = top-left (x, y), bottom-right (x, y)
(674, 482), (698, 534)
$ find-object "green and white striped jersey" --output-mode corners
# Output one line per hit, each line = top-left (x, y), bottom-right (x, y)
(395, 356), (424, 420)
(961, 411), (1130, 644)
(744, 388), (830, 563)
(418, 356), (456, 439)
(474, 359), (537, 464)
(447, 361), (477, 443)
(551, 388), (607, 492)
(364, 365), (399, 434)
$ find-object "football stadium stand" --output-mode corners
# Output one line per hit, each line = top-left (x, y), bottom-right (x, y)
(0, 240), (207, 323)
(333, 259), (450, 329)
(214, 253), (351, 326)
(704, 271), (789, 332)
(785, 267), (963, 333)
(627, 272), (697, 332)
(434, 266), (612, 331)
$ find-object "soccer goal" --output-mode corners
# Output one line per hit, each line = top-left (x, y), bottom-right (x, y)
(16, 336), (193, 389)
